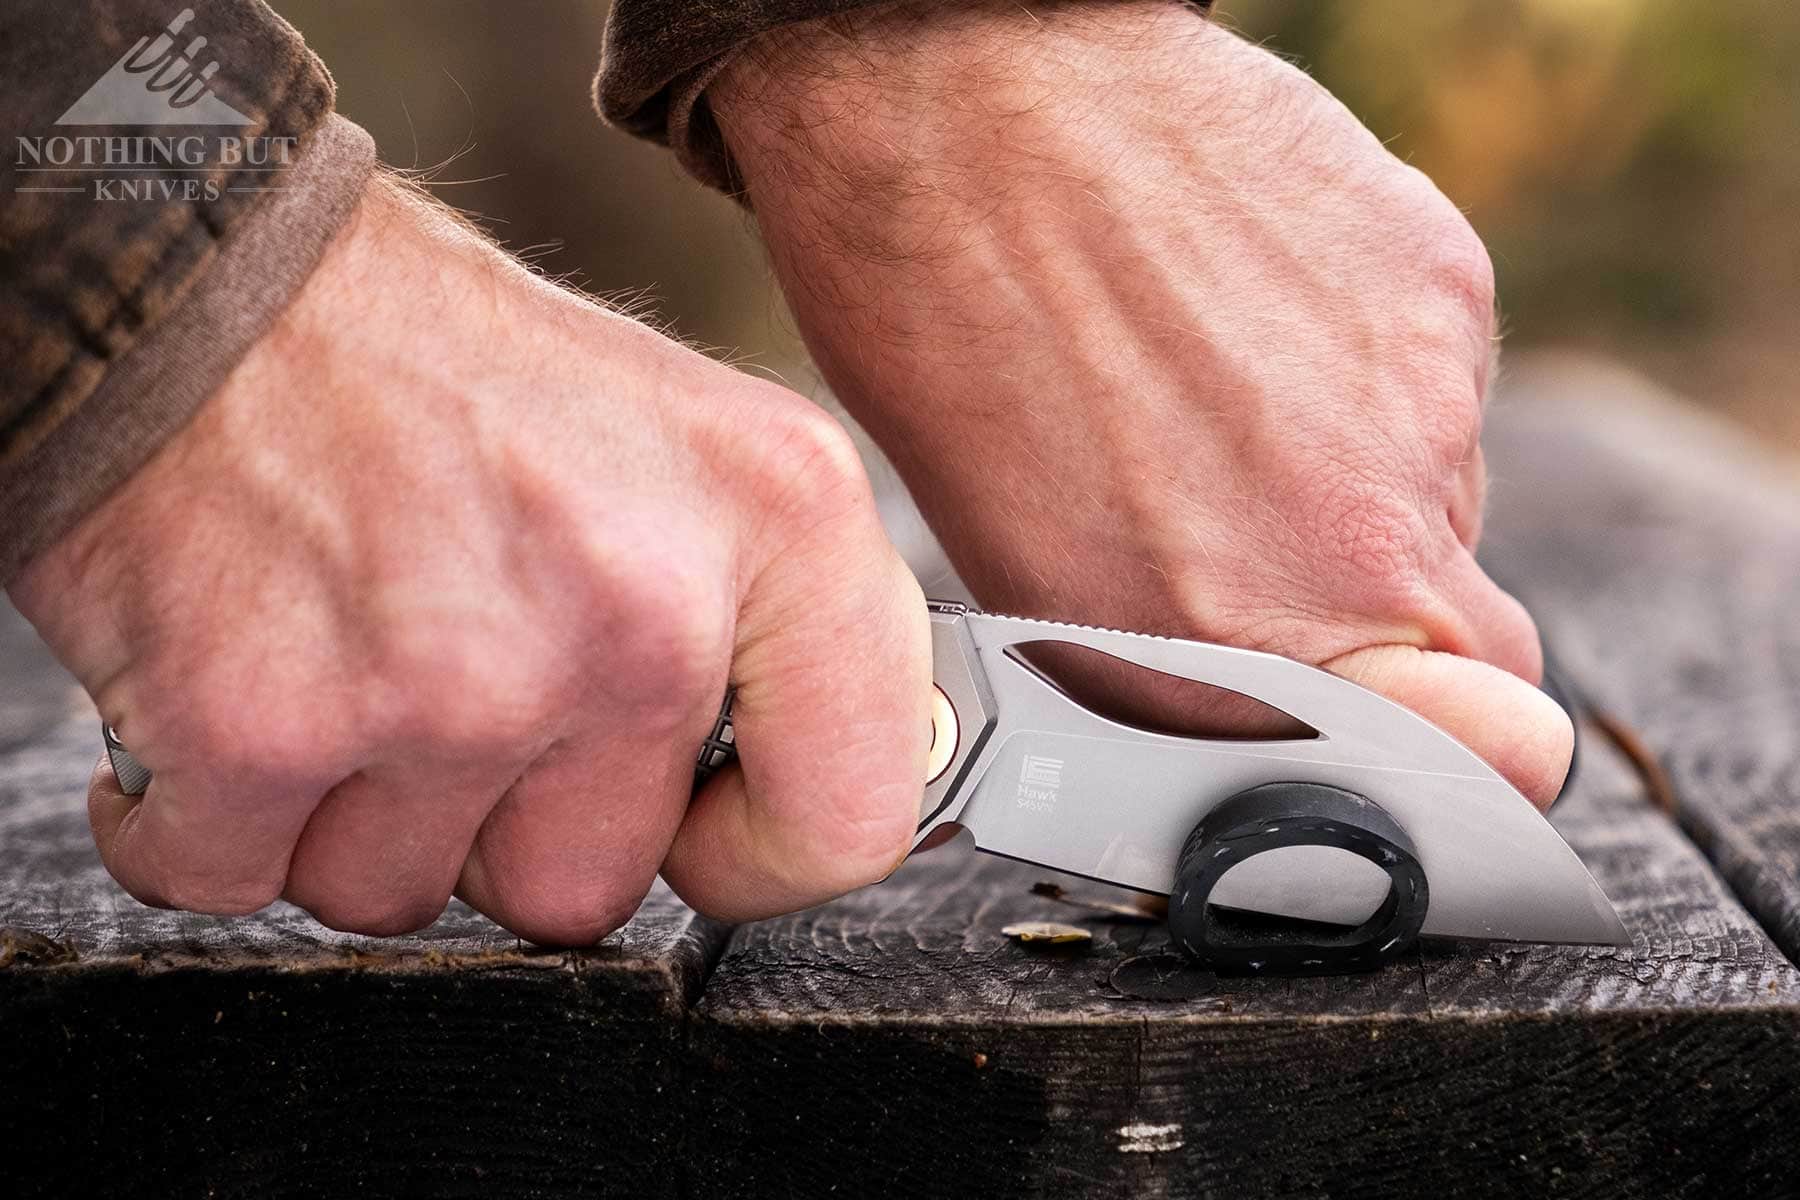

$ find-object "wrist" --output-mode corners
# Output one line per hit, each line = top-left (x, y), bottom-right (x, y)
(711, 0), (1215, 201)
(8, 174), (498, 635)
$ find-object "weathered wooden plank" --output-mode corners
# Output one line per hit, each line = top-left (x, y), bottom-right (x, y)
(689, 732), (1800, 1198)
(0, 603), (728, 1199)
(1481, 356), (1800, 966)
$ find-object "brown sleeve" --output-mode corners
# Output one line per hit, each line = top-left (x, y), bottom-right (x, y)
(595, 0), (1212, 191)
(0, 1), (375, 584)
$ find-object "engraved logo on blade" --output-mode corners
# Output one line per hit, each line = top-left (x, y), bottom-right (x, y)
(1016, 754), (1063, 812)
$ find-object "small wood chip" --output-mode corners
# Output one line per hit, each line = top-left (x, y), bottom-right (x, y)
(1030, 881), (1167, 923)
(1588, 708), (1679, 815)
(1001, 921), (1092, 945)
(0, 926), (79, 968)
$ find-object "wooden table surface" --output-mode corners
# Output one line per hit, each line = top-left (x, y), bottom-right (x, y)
(5, 359), (1799, 1198)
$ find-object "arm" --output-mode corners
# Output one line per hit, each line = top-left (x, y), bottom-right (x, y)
(597, 0), (1210, 189)
(0, 0), (370, 581)
(612, 0), (1574, 805)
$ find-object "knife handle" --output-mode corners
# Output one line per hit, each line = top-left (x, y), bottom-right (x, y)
(104, 691), (744, 800)
(102, 725), (154, 796)
(1167, 782), (1430, 975)
(692, 690), (739, 786)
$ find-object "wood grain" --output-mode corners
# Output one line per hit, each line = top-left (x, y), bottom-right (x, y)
(1482, 357), (1800, 965)
(0, 603), (729, 1199)
(689, 736), (1800, 1198)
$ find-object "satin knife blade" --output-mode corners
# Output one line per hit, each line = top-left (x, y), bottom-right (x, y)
(908, 601), (1626, 950)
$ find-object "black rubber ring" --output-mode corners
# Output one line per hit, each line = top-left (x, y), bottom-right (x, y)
(1168, 783), (1429, 975)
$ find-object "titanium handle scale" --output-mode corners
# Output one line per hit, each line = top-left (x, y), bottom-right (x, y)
(102, 724), (154, 796)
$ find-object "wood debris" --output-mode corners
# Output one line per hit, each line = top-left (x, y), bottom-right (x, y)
(1001, 921), (1093, 945)
(1030, 880), (1166, 923)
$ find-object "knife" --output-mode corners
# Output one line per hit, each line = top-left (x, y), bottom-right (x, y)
(103, 599), (1627, 973)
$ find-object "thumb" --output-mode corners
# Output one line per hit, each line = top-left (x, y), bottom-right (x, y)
(1321, 644), (1574, 811)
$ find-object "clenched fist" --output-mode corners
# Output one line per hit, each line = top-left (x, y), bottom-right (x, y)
(712, 0), (1572, 805)
(8, 176), (930, 942)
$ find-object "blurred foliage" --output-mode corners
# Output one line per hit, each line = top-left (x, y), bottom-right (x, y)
(274, 1), (788, 375)
(1221, 0), (1800, 446)
(275, 0), (1798, 446)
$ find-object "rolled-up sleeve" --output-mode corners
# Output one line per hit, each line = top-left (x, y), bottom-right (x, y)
(0, 0), (374, 583)
(596, 0), (1211, 191)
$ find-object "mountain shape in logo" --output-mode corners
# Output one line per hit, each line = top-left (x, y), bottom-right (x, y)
(57, 8), (252, 126)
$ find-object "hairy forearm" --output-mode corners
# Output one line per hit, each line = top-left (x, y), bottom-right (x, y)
(713, 1), (1213, 210)
(705, 0), (1569, 804)
(598, 0), (1210, 187)
(708, 0), (1243, 452)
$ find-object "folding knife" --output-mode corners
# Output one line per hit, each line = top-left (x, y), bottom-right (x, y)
(104, 599), (1627, 973)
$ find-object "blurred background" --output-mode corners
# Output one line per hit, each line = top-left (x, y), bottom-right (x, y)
(274, 0), (1799, 452)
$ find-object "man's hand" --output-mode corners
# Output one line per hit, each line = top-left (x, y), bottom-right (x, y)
(711, 0), (1572, 805)
(7, 176), (930, 941)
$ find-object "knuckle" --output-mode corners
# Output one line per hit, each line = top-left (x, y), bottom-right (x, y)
(1430, 219), (1497, 329)
(415, 687), (539, 758)
(392, 632), (549, 753)
(583, 549), (732, 722)
(180, 689), (262, 766)
(176, 678), (346, 792)
(156, 871), (282, 917)
(306, 893), (444, 938)
(1406, 363), (1485, 470)
(747, 396), (872, 520)
(494, 880), (644, 947)
(1484, 583), (1547, 683)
